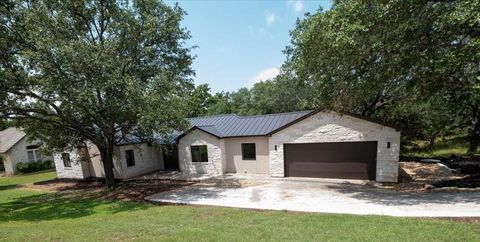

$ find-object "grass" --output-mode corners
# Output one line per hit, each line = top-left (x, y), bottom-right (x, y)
(404, 137), (479, 158)
(0, 172), (480, 241)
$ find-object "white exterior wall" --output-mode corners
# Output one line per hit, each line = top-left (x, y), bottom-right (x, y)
(54, 149), (89, 179)
(2, 137), (52, 176)
(269, 111), (400, 182)
(116, 143), (164, 179)
(54, 143), (164, 179)
(178, 129), (225, 175)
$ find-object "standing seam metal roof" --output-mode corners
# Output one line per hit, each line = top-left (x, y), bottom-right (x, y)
(188, 111), (312, 138)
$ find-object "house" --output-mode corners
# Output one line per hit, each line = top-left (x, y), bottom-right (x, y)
(53, 137), (172, 180)
(0, 127), (52, 176)
(55, 109), (400, 182)
(177, 110), (400, 182)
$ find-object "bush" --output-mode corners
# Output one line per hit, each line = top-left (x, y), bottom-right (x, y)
(0, 155), (4, 172)
(16, 160), (54, 174)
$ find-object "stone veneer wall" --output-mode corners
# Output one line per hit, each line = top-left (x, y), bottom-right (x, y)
(178, 129), (224, 175)
(54, 148), (89, 179)
(269, 111), (401, 182)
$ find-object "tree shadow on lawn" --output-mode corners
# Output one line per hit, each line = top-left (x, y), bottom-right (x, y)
(0, 184), (20, 191)
(325, 183), (480, 206)
(0, 190), (150, 222)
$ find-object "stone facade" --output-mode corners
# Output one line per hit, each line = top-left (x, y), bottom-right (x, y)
(54, 143), (164, 179)
(178, 129), (225, 175)
(53, 149), (89, 179)
(269, 111), (400, 182)
(177, 111), (400, 182)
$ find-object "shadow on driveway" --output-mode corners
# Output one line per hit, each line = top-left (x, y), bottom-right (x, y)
(325, 183), (480, 206)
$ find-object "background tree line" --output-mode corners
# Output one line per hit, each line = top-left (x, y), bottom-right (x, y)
(188, 0), (480, 155)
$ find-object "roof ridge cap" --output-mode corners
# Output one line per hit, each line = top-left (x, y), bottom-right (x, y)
(189, 113), (238, 119)
(236, 110), (312, 119)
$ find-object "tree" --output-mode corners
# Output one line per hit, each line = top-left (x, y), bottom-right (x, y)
(0, 119), (9, 131)
(187, 83), (215, 117)
(0, 0), (194, 188)
(283, 0), (480, 153)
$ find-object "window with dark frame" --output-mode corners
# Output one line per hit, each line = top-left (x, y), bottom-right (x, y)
(62, 153), (71, 167)
(125, 150), (135, 167)
(241, 143), (256, 160)
(191, 145), (208, 162)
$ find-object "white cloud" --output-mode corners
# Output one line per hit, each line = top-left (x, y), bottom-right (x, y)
(265, 11), (276, 26)
(252, 67), (280, 84)
(288, 0), (304, 13)
(294, 0), (304, 12)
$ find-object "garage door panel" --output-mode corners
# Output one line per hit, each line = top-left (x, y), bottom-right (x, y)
(284, 141), (377, 180)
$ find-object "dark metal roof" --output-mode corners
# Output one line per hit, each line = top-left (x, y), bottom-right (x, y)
(188, 111), (312, 138)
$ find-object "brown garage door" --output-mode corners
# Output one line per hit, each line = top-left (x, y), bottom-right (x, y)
(284, 141), (377, 180)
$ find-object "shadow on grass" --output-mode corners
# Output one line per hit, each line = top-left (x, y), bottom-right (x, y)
(0, 184), (21, 191)
(0, 190), (150, 222)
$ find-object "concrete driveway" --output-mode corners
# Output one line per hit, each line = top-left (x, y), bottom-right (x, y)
(146, 174), (480, 217)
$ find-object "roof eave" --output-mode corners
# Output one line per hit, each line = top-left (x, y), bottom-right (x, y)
(267, 108), (400, 136)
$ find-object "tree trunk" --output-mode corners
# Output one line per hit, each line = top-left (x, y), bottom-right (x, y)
(468, 119), (480, 155)
(428, 136), (436, 150)
(99, 145), (116, 189)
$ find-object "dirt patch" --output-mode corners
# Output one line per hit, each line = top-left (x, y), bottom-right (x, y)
(401, 162), (464, 182)
(384, 162), (466, 192)
(30, 178), (195, 202)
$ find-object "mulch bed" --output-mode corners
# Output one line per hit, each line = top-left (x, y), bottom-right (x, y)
(31, 178), (195, 202)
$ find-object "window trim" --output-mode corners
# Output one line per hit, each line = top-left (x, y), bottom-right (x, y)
(62, 153), (72, 168)
(191, 145), (208, 163)
(241, 143), (256, 160)
(125, 149), (136, 167)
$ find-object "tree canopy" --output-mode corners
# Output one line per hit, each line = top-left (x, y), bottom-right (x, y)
(0, 0), (194, 188)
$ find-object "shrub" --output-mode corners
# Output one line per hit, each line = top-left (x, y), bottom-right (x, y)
(16, 160), (54, 174)
(0, 155), (4, 172)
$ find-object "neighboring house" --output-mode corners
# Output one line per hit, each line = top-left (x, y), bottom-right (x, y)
(177, 110), (400, 182)
(53, 137), (172, 180)
(0, 127), (52, 176)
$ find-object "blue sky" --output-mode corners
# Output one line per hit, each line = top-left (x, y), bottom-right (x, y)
(165, 0), (332, 93)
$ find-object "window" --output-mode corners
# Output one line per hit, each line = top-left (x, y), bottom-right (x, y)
(62, 153), (71, 167)
(191, 145), (208, 162)
(241, 143), (256, 160)
(27, 150), (35, 162)
(125, 150), (135, 167)
(27, 148), (43, 162)
(34, 150), (42, 161)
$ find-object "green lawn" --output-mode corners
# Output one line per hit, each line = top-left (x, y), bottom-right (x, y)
(1, 172), (479, 241)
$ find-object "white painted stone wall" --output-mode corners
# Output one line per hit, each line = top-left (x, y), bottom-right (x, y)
(178, 129), (224, 175)
(54, 143), (164, 179)
(54, 148), (89, 179)
(116, 143), (164, 179)
(269, 111), (401, 182)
